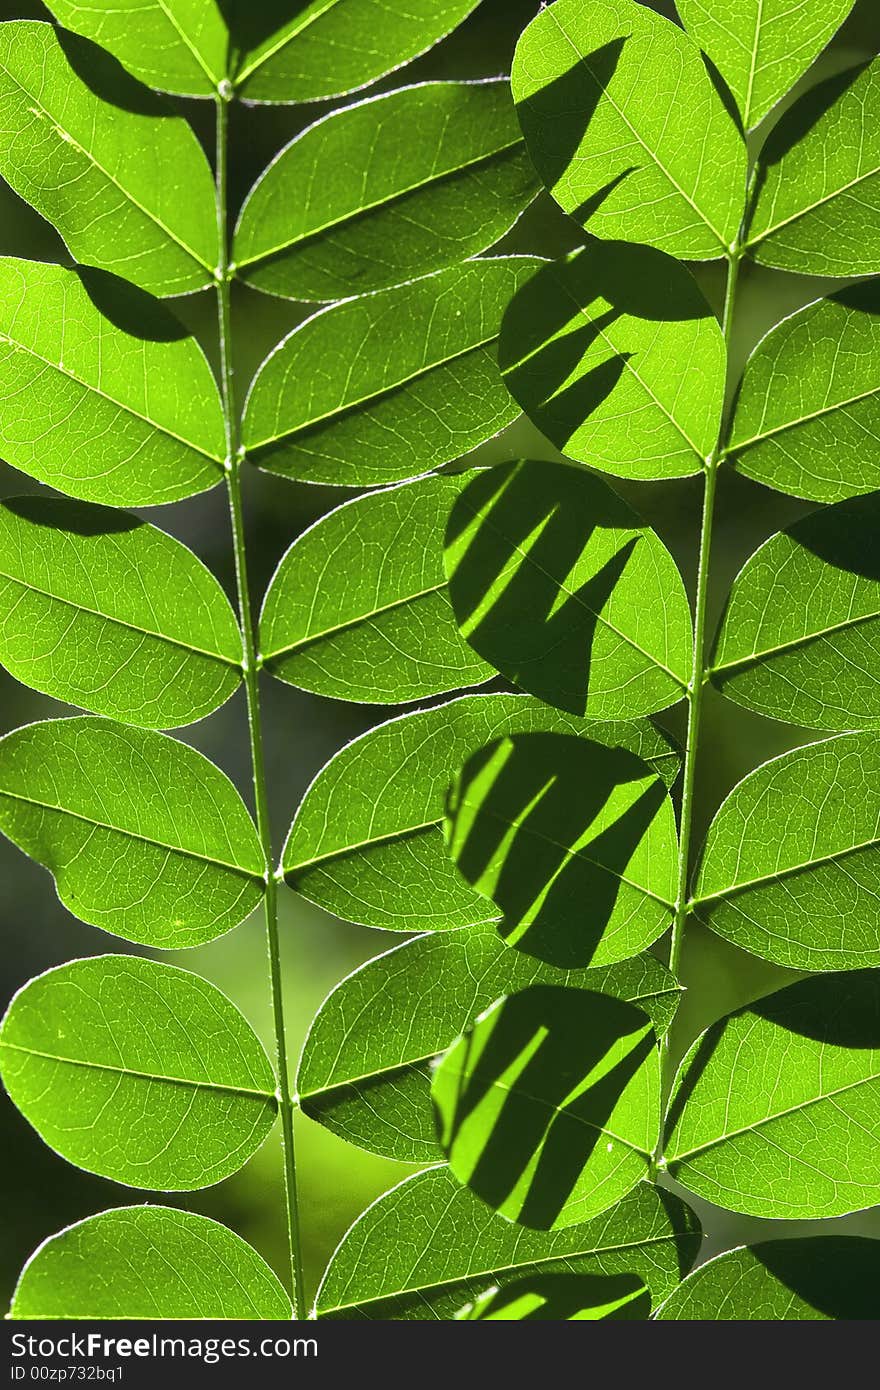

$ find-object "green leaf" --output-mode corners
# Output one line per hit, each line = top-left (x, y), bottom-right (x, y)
(283, 693), (681, 933)
(511, 0), (745, 260)
(692, 732), (880, 970)
(676, 0), (856, 131)
(0, 497), (241, 729)
(315, 1169), (700, 1318)
(434, 986), (660, 1229)
(711, 493), (880, 731)
(0, 718), (265, 948)
(234, 81), (540, 302)
(446, 733), (678, 967)
(747, 61), (880, 277)
(656, 1238), (880, 1320)
(298, 928), (680, 1163)
(457, 1272), (650, 1320)
(499, 244), (724, 483)
(444, 460), (692, 718)
(242, 257), (541, 489)
(665, 971), (880, 1219)
(10, 1206), (292, 1319)
(728, 285), (880, 503)
(0, 24), (219, 296)
(0, 956), (276, 1190)
(0, 260), (225, 505)
(259, 475), (494, 705)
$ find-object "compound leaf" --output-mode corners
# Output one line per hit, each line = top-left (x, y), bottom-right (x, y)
(457, 1272), (650, 1320)
(0, 718), (265, 948)
(665, 971), (880, 1219)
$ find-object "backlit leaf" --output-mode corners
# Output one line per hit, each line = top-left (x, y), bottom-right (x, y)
(0, 718), (265, 948)
(457, 1272), (650, 1320)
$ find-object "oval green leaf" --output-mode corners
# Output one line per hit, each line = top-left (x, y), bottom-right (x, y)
(729, 285), (880, 502)
(0, 260), (225, 505)
(0, 956), (276, 1190)
(676, 0), (856, 131)
(0, 718), (265, 947)
(242, 257), (541, 489)
(445, 460), (691, 719)
(512, 0), (745, 259)
(315, 1168), (700, 1318)
(0, 497), (241, 728)
(434, 986), (660, 1229)
(259, 475), (494, 704)
(10, 1207), (291, 1319)
(298, 928), (680, 1163)
(283, 693), (681, 933)
(711, 493), (880, 731)
(665, 971), (880, 1219)
(499, 244), (724, 481)
(0, 24), (219, 296)
(693, 732), (880, 970)
(748, 60), (880, 277)
(234, 81), (540, 302)
(457, 1272), (650, 1320)
(656, 1238), (880, 1320)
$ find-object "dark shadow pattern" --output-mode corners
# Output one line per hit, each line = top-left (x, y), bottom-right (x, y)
(1, 494), (142, 538)
(754, 1237), (880, 1319)
(56, 29), (174, 116)
(461, 1270), (649, 1320)
(75, 267), (191, 343)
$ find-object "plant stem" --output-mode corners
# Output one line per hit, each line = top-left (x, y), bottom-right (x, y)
(214, 94), (306, 1320)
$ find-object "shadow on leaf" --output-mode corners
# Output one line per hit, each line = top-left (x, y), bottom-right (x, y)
(458, 1270), (650, 1320)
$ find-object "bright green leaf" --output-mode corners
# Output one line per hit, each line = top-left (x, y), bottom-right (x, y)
(445, 461), (691, 719)
(665, 971), (880, 1219)
(0, 718), (265, 948)
(457, 1272), (650, 1320)
(0, 956), (276, 1189)
(298, 928), (680, 1163)
(729, 285), (880, 502)
(711, 493), (880, 730)
(315, 1168), (700, 1318)
(499, 244), (724, 481)
(512, 0), (746, 259)
(259, 475), (494, 705)
(656, 1238), (880, 1320)
(693, 732), (880, 970)
(242, 258), (541, 489)
(234, 81), (540, 302)
(0, 259), (225, 505)
(434, 986), (660, 1229)
(748, 60), (880, 277)
(0, 24), (219, 296)
(676, 0), (856, 131)
(283, 693), (680, 933)
(10, 1206), (291, 1319)
(0, 497), (241, 729)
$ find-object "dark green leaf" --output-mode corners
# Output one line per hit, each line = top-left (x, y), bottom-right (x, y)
(0, 24), (218, 295)
(445, 460), (691, 718)
(243, 258), (540, 489)
(676, 0), (856, 131)
(315, 1169), (700, 1318)
(457, 1272), (650, 1320)
(298, 929), (680, 1163)
(0, 956), (276, 1189)
(0, 497), (241, 728)
(711, 493), (880, 730)
(693, 733), (880, 970)
(499, 245), (724, 481)
(665, 972), (880, 1219)
(283, 693), (680, 933)
(10, 1207), (291, 1319)
(447, 733), (677, 968)
(0, 259), (225, 505)
(260, 475), (494, 704)
(748, 61), (880, 277)
(235, 81), (539, 302)
(434, 986), (659, 1228)
(0, 718), (265, 947)
(512, 0), (745, 259)
(656, 1238), (880, 1320)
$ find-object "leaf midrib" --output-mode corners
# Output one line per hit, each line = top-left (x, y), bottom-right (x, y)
(712, 606), (880, 680)
(694, 832), (880, 907)
(233, 0), (341, 87)
(0, 1039), (276, 1101)
(261, 580), (447, 663)
(748, 160), (880, 250)
(156, 0), (220, 89)
(730, 381), (880, 453)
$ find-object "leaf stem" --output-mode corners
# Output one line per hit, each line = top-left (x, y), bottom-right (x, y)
(214, 94), (306, 1320)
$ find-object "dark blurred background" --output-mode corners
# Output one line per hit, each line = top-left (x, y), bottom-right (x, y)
(2, 0), (879, 1312)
